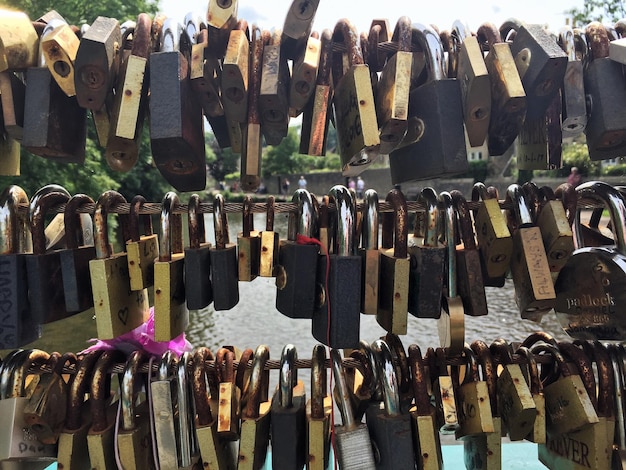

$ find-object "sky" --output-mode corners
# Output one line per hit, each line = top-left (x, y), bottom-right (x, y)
(159, 0), (586, 37)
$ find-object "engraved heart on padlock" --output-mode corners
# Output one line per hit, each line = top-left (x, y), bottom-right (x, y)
(117, 307), (129, 325)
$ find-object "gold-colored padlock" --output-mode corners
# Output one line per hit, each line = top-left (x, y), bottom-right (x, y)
(536, 185), (575, 273)
(289, 31), (320, 116)
(126, 195), (159, 291)
(41, 20), (80, 96)
(259, 196), (279, 277)
(0, 10), (39, 71)
(237, 195), (261, 282)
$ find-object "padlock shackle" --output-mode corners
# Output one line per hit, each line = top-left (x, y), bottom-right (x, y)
(193, 347), (215, 426)
(408, 344), (431, 417)
(585, 341), (615, 419)
(499, 18), (523, 43)
(278, 343), (297, 408)
(554, 183), (577, 226)
(242, 195), (254, 238)
(0, 349), (24, 399)
(94, 190), (127, 259)
(160, 18), (182, 53)
(121, 349), (148, 431)
(331, 18), (363, 86)
(244, 344), (270, 420)
(470, 340), (497, 415)
(439, 30), (457, 78)
(558, 27), (577, 62)
(187, 193), (206, 250)
(505, 183), (535, 228)
(381, 188), (408, 258)
(417, 187), (439, 247)
(372, 339), (401, 416)
(247, 26), (265, 126)
(265, 195), (275, 231)
(558, 341), (598, 412)
(476, 22), (503, 48)
(452, 20), (471, 41)
(128, 195), (152, 243)
(65, 351), (103, 430)
(311, 344), (327, 420)
(439, 191), (457, 298)
(289, 189), (316, 241)
(316, 28), (333, 86)
(360, 189), (378, 250)
(411, 23), (447, 81)
(357, 340), (382, 401)
(183, 12), (202, 45)
(6, 349), (50, 399)
(331, 348), (357, 429)
(489, 338), (515, 365)
(215, 347), (235, 385)
(451, 190), (477, 251)
(159, 191), (182, 261)
(64, 194), (94, 250)
(213, 194), (229, 250)
(30, 191), (70, 255)
(131, 13), (153, 59)
(521, 331), (558, 348)
(177, 351), (193, 468)
(530, 343), (571, 381)
(0, 185), (30, 255)
(515, 346), (543, 395)
(236, 348), (254, 401)
(90, 349), (126, 433)
(384, 333), (411, 395)
(158, 350), (177, 381)
(609, 345), (626, 449)
(328, 185), (355, 256)
(392, 16), (413, 53)
(585, 22), (610, 60)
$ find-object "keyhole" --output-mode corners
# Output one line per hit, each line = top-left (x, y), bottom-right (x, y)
(53, 60), (71, 78)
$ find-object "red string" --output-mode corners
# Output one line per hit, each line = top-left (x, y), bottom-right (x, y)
(296, 234), (337, 468)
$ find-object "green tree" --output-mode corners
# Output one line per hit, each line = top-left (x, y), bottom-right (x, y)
(262, 127), (319, 177)
(567, 0), (626, 26)
(9, 0), (158, 24)
(206, 134), (239, 187)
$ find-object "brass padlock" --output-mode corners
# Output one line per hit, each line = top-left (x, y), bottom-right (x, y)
(89, 190), (150, 339)
(237, 195), (261, 282)
(41, 18), (80, 97)
(221, 20), (249, 126)
(126, 195), (159, 291)
(153, 191), (188, 342)
(215, 348), (241, 441)
(281, 0), (319, 60)
(0, 10), (38, 71)
(427, 347), (458, 434)
(299, 28), (332, 156)
(259, 196), (279, 277)
(515, 345), (546, 444)
(207, 0), (238, 31)
(476, 22), (526, 156)
(557, 27), (587, 136)
(306, 344), (331, 470)
(359, 189), (380, 315)
(331, 19), (380, 176)
(289, 31), (320, 116)
(535, 185), (574, 273)
(105, 13), (152, 172)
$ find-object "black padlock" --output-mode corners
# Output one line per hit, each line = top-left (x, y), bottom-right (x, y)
(312, 184), (361, 348)
(150, 18), (206, 191)
(59, 194), (96, 313)
(0, 185), (39, 348)
(275, 189), (319, 319)
(184, 193), (213, 310)
(270, 344), (307, 470)
(209, 193), (239, 311)
(26, 187), (71, 324)
(389, 23), (467, 184)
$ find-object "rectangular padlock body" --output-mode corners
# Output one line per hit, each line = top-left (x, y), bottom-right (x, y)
(366, 406), (415, 470)
(0, 254), (38, 348)
(0, 72), (25, 141)
(334, 424), (377, 470)
(60, 246), (96, 313)
(26, 251), (68, 324)
(275, 241), (319, 318)
(153, 255), (188, 341)
(149, 51), (205, 191)
(408, 246), (445, 318)
(584, 58), (626, 160)
(270, 394), (306, 469)
(312, 254), (361, 348)
(562, 61), (587, 135)
(22, 67), (87, 162)
(509, 24), (568, 120)
(377, 252), (410, 332)
(206, 113), (231, 148)
(457, 250), (488, 316)
(389, 80), (467, 185)
(184, 245), (213, 310)
(539, 427), (611, 470)
(209, 245), (239, 311)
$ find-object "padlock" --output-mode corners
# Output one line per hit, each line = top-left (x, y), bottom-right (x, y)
(531, 343), (598, 435)
(0, 10), (38, 71)
(154, 191), (188, 341)
(450, 190), (488, 317)
(299, 28), (332, 156)
(150, 19), (206, 191)
(105, 13), (152, 172)
(365, 339), (415, 469)
(0, 185), (39, 349)
(389, 23), (467, 184)
(86, 349), (126, 470)
(215, 347), (241, 441)
(222, 20), (249, 127)
(23, 352), (75, 445)
(207, 0), (238, 33)
(57, 350), (103, 470)
(558, 26), (587, 136)
(184, 194), (213, 310)
(407, 188), (445, 318)
(40, 18), (80, 96)
(306, 344), (331, 470)
(89, 190), (150, 339)
(475, 22), (526, 156)
(453, 345), (495, 441)
(490, 339), (536, 441)
(288, 31), (320, 116)
(608, 344), (626, 467)
(317, 195), (330, 255)
(275, 189), (319, 318)
(437, 192), (465, 354)
(578, 23), (626, 160)
(192, 347), (237, 470)
(210, 194), (239, 311)
(116, 350), (155, 469)
(238, 344), (272, 470)
(126, 195), (159, 291)
(237, 195), (261, 282)
(259, 29), (290, 146)
(463, 341), (502, 470)
(384, 334), (413, 409)
(0, 349), (55, 467)
(0, 71), (26, 142)
(359, 189), (380, 315)
(499, 19), (567, 120)
(240, 27), (266, 192)
(514, 345), (546, 444)
(365, 19), (391, 75)
(452, 20), (492, 147)
(281, 0), (319, 60)
(375, 16), (413, 154)
(408, 344), (444, 470)
(505, 183), (556, 321)
(331, 19), (380, 176)
(176, 351), (198, 469)
(59, 194), (96, 313)
(377, 188), (410, 335)
(546, 84), (563, 170)
(516, 110), (549, 170)
(312, 184), (361, 348)
(331, 348), (377, 470)
(471, 183), (512, 287)
(26, 188), (71, 324)
(535, 185), (575, 273)
(23, 24), (87, 162)
(259, 196), (279, 277)
(151, 351), (180, 469)
(554, 181), (626, 340)
(270, 344), (307, 470)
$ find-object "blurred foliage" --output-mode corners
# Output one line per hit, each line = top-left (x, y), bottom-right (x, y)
(567, 0), (626, 27)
